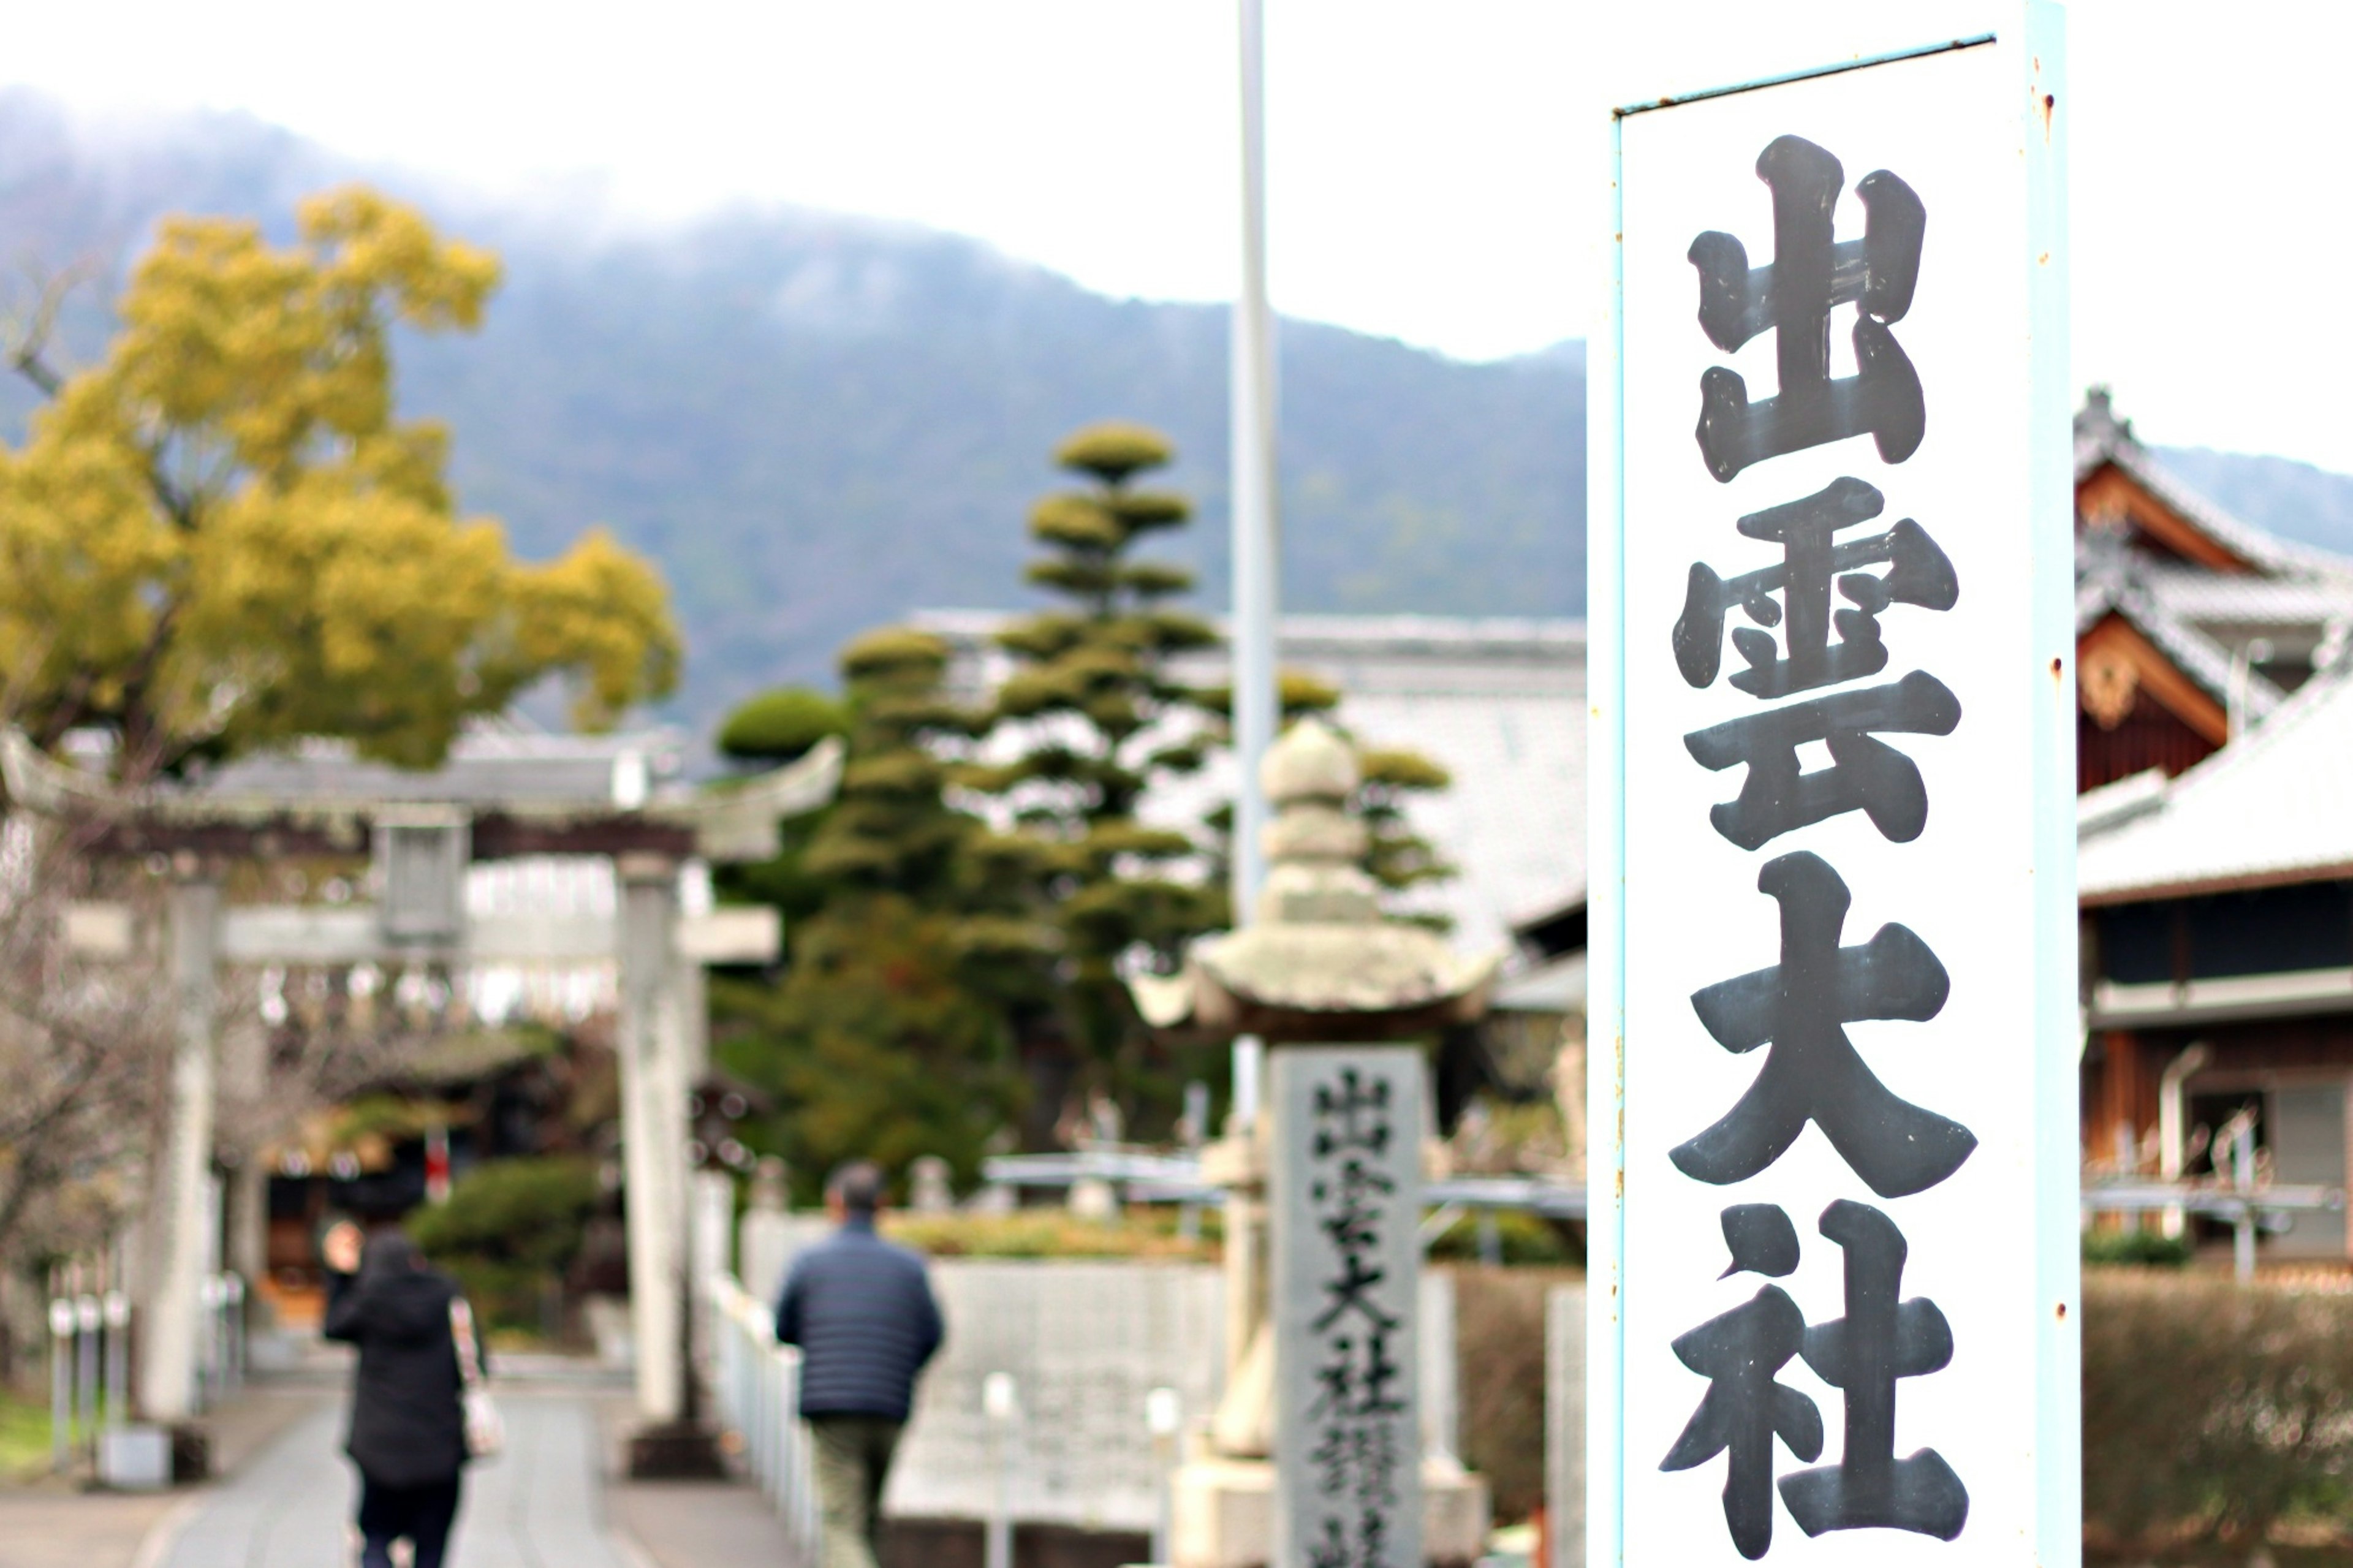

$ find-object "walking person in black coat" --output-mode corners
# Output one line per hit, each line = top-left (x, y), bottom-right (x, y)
(323, 1223), (483, 1568)
(776, 1162), (945, 1568)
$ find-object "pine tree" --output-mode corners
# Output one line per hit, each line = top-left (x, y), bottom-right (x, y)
(959, 423), (1226, 1132)
(712, 627), (1026, 1192)
(802, 627), (974, 895)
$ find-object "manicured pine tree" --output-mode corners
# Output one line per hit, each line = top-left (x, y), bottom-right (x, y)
(711, 630), (1025, 1197)
(958, 423), (1226, 1138)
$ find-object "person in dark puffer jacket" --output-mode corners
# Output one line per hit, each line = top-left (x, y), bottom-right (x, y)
(776, 1161), (944, 1568)
(322, 1224), (485, 1568)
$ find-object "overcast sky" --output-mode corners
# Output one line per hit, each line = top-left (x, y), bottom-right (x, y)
(10, 2), (2345, 470)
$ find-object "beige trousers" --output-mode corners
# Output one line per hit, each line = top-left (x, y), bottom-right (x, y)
(808, 1414), (904, 1568)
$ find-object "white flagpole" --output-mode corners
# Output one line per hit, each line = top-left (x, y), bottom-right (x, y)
(1229, 0), (1278, 1129)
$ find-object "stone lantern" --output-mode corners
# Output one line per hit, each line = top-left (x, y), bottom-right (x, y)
(1132, 718), (1498, 1568)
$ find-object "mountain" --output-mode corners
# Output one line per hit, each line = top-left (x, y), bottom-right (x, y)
(6, 90), (2351, 746)
(2156, 447), (2353, 562)
(0, 92), (1584, 739)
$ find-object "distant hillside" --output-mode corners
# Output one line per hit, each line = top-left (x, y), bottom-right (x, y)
(7, 91), (2351, 747)
(2158, 447), (2353, 562)
(0, 92), (1583, 738)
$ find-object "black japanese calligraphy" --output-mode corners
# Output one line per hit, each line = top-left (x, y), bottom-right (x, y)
(1689, 135), (1927, 482)
(1662, 130), (1977, 1559)
(1314, 1070), (1393, 1159)
(1781, 1201), (1969, 1541)
(1306, 1511), (1393, 1568)
(1673, 851), (1976, 1198)
(1673, 477), (1958, 699)
(1661, 1284), (1825, 1561)
(1311, 1415), (1406, 1502)
(1312, 1328), (1406, 1420)
(1297, 1059), (1414, 1568)
(1312, 1159), (1400, 1335)
(1684, 670), (1961, 850)
(1720, 1203), (1802, 1278)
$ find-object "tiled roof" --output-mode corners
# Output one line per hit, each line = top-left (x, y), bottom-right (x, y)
(189, 727), (691, 806)
(2137, 566), (2353, 632)
(2075, 570), (2284, 720)
(2078, 659), (2353, 903)
(2075, 390), (2353, 583)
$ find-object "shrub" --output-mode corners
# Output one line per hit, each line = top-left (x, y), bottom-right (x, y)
(2083, 1270), (2353, 1553)
(2082, 1227), (2193, 1268)
(718, 687), (849, 763)
(409, 1157), (600, 1332)
(884, 1208), (1215, 1262)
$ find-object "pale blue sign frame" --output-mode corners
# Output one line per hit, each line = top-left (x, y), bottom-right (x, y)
(1586, 9), (2077, 1566)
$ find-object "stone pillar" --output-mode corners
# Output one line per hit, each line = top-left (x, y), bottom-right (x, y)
(1419, 1270), (1459, 1463)
(1271, 1047), (1423, 1568)
(219, 1018), (268, 1299)
(1207, 1123), (1273, 1460)
(688, 1167), (733, 1385)
(1545, 1284), (1586, 1568)
(617, 853), (687, 1425)
(678, 958), (711, 1084)
(909, 1156), (954, 1214)
(676, 857), (713, 1081)
(139, 873), (219, 1423)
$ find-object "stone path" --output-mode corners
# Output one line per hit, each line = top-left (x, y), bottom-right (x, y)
(157, 1393), (635, 1568)
(0, 1377), (801, 1568)
(0, 1491), (182, 1568)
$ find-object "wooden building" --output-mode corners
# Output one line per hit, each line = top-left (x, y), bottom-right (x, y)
(2075, 393), (2353, 1261)
(2075, 388), (2353, 790)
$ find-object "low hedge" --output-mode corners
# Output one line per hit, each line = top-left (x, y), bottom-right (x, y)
(884, 1208), (1216, 1262)
(2085, 1268), (2353, 1555)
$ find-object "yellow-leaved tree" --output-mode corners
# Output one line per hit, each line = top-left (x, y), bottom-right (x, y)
(0, 186), (679, 778)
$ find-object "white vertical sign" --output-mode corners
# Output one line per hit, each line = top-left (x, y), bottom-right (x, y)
(1590, 13), (2076, 1568)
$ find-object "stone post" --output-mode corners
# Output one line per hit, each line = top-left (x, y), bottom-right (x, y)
(617, 853), (687, 1425)
(1206, 1123), (1273, 1460)
(909, 1156), (954, 1214)
(1271, 1047), (1422, 1568)
(138, 871), (219, 1424)
(677, 858), (714, 1081)
(1545, 1284), (1586, 1568)
(220, 1018), (268, 1301)
(1153, 721), (1496, 1567)
(688, 1167), (733, 1387)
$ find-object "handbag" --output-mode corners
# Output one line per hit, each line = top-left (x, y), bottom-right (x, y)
(449, 1298), (506, 1461)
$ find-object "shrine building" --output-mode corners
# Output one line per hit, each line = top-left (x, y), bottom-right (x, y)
(2074, 393), (2353, 1264)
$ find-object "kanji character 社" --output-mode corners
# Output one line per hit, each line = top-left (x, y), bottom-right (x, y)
(1661, 1284), (1824, 1560)
(1780, 1200), (1969, 1541)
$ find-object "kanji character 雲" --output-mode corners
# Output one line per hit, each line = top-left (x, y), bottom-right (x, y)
(1673, 476), (1958, 699)
(1683, 669), (1961, 850)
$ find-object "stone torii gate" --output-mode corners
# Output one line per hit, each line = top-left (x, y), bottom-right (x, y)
(4, 727), (839, 1450)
